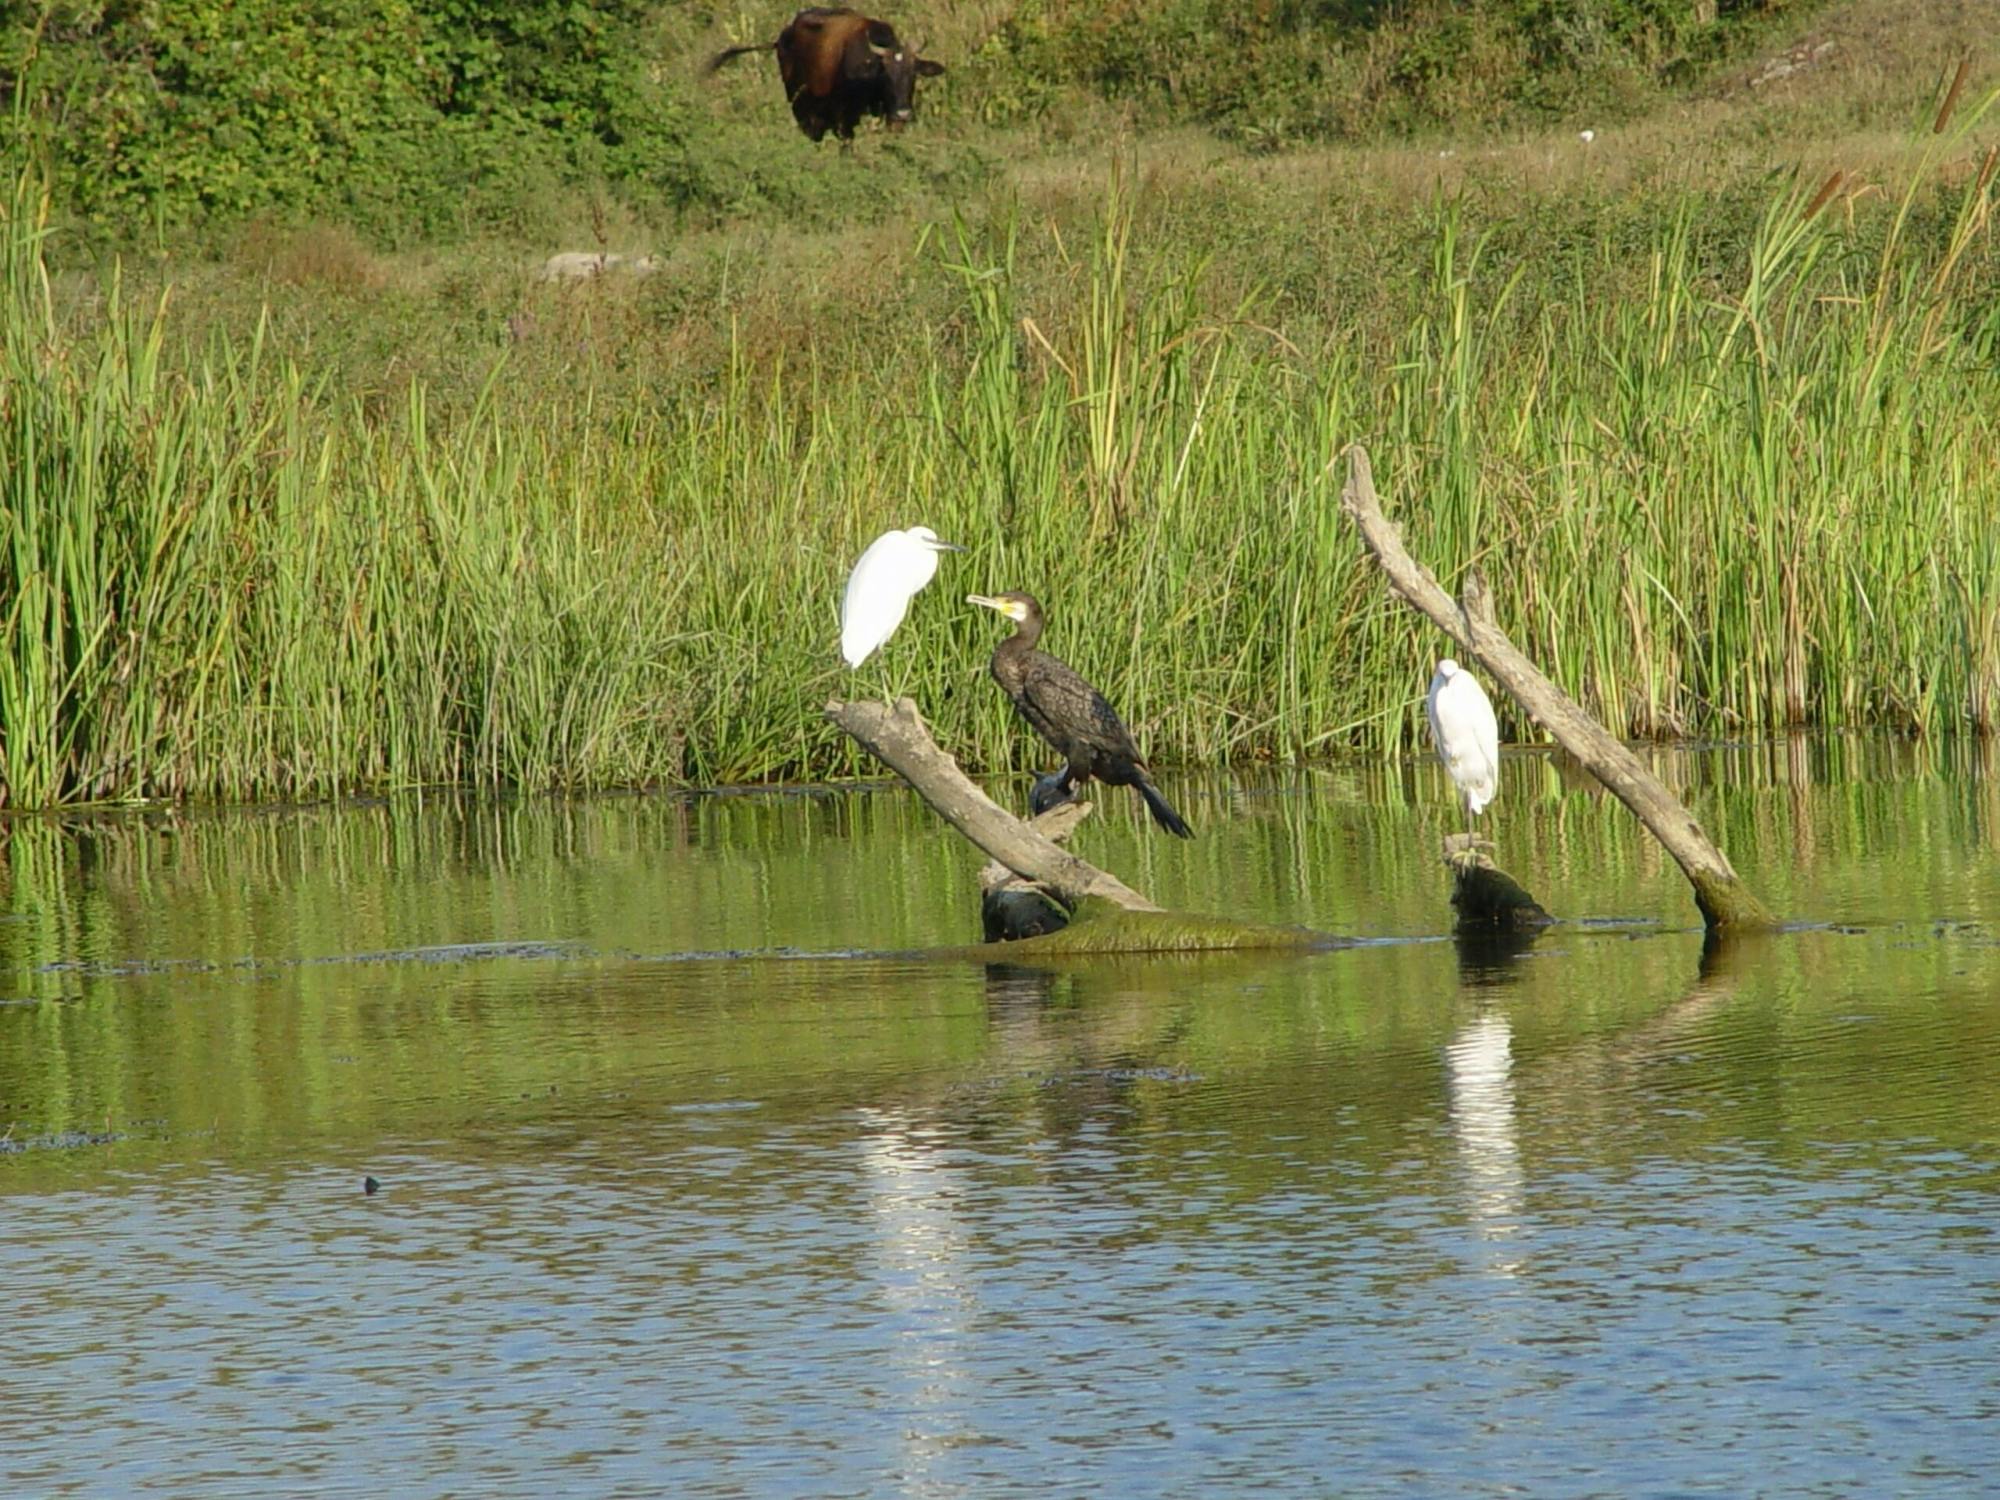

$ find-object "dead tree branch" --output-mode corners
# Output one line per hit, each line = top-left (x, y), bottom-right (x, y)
(1340, 444), (1775, 932)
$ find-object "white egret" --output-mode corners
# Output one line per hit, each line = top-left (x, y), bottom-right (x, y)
(839, 526), (963, 669)
(1426, 657), (1501, 821)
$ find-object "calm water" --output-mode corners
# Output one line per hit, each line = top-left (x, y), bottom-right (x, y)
(5, 737), (2000, 1497)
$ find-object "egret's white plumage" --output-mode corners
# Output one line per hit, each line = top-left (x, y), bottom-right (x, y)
(1426, 657), (1501, 817)
(839, 525), (963, 668)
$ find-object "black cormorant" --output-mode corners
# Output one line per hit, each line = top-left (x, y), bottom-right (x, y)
(967, 592), (1193, 839)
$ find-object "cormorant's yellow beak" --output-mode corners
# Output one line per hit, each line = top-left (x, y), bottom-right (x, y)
(966, 593), (1023, 621)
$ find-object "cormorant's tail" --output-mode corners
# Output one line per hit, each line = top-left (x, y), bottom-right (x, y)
(1137, 779), (1193, 839)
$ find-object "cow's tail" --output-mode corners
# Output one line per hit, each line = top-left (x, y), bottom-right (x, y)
(705, 41), (774, 75)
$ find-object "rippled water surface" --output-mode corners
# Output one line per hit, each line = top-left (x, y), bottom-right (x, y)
(5, 738), (2000, 1496)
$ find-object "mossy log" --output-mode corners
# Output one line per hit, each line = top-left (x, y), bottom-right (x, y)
(991, 899), (1332, 956)
(1340, 445), (1777, 934)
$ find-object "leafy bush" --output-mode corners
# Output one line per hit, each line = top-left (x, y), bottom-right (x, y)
(0, 0), (1822, 242)
(975, 0), (1807, 140)
(1, 0), (705, 238)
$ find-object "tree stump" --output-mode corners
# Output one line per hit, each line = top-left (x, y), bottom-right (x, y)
(1442, 834), (1555, 932)
(979, 801), (1089, 942)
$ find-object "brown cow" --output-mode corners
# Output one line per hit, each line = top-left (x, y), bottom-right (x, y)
(707, 8), (945, 143)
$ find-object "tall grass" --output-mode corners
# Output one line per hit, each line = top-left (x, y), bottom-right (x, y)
(3, 98), (1999, 809)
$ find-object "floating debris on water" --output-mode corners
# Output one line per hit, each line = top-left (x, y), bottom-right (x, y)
(1041, 1066), (1202, 1088)
(0, 1129), (126, 1155)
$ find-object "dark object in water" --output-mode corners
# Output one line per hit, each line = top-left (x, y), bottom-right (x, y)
(982, 883), (1073, 942)
(364, 1176), (382, 1196)
(1444, 835), (1554, 932)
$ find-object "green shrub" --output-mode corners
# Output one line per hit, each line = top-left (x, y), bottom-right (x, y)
(1, 0), (704, 238)
(2, 0), (1827, 240)
(977, 0), (1811, 140)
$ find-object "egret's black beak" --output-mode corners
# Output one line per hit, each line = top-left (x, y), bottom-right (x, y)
(930, 539), (965, 552)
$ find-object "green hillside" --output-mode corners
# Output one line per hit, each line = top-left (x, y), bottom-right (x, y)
(6, 0), (1828, 239)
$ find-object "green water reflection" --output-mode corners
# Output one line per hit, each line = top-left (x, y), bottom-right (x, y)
(7, 737), (2000, 1495)
(2, 734), (1998, 1184)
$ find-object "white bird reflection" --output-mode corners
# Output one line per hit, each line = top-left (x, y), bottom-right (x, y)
(853, 1106), (981, 1487)
(1444, 1011), (1525, 1272)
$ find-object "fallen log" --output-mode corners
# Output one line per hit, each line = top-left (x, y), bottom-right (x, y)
(825, 697), (1332, 953)
(1340, 444), (1776, 933)
(826, 697), (1160, 912)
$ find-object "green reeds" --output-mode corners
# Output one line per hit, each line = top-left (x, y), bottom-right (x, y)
(4, 96), (1999, 808)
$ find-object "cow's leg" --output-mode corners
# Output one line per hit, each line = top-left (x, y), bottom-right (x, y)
(792, 96), (829, 141)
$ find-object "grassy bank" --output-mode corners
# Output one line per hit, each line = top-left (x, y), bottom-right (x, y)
(3, 0), (1827, 241)
(3, 29), (1999, 809)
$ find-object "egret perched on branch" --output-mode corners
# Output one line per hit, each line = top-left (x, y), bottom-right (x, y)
(1426, 658), (1501, 822)
(840, 526), (963, 669)
(968, 591), (1193, 838)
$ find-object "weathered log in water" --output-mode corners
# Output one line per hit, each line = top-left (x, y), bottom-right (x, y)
(1441, 834), (1555, 932)
(1340, 445), (1777, 934)
(826, 697), (1161, 912)
(826, 698), (1335, 953)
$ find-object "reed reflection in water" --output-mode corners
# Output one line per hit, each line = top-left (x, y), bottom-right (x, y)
(5, 741), (2000, 1494)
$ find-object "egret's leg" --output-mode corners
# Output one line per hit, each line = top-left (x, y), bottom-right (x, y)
(887, 648), (920, 711)
(1446, 795), (1476, 864)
